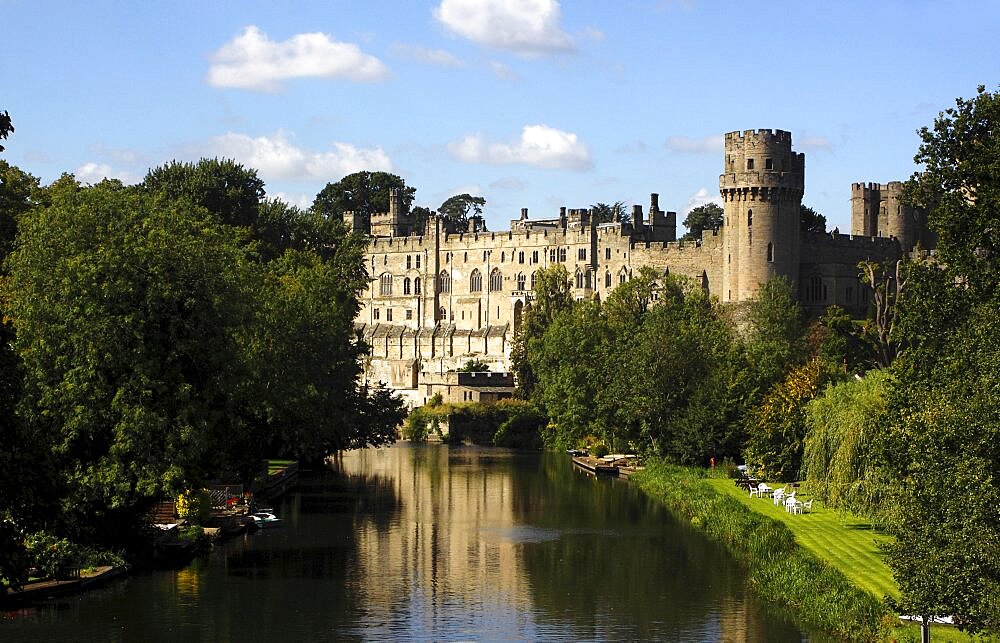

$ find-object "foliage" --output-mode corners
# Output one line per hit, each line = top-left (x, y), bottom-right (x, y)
(24, 531), (80, 579)
(858, 258), (911, 368)
(801, 370), (895, 523)
(682, 202), (723, 240)
(590, 201), (630, 225)
(438, 193), (486, 233)
(176, 489), (212, 525)
(458, 358), (491, 372)
(404, 399), (543, 448)
(741, 276), (807, 393)
(799, 204), (826, 234)
(631, 462), (893, 640)
(143, 158), (265, 229)
(511, 264), (573, 398)
(743, 358), (841, 482)
(0, 109), (12, 152)
(312, 171), (415, 223)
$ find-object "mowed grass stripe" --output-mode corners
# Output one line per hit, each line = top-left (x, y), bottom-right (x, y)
(707, 478), (898, 599)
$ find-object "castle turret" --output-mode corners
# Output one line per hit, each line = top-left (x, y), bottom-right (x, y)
(720, 129), (804, 301)
(851, 181), (928, 252)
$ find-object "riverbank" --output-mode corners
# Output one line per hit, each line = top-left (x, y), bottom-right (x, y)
(631, 461), (893, 640)
(630, 461), (985, 642)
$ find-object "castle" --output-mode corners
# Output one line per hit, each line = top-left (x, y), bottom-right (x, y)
(350, 130), (933, 408)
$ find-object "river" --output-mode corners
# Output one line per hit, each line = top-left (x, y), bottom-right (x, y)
(1, 444), (812, 641)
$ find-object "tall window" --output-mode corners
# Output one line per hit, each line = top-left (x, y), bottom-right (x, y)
(747, 158), (754, 170)
(414, 277), (421, 294)
(438, 306), (447, 321)
(501, 251), (505, 262)
(403, 277), (411, 295)
(530, 272), (537, 289)
(747, 209), (753, 227)
(415, 255), (421, 269)
(380, 273), (392, 296)
(605, 247), (611, 260)
(532, 250), (538, 264)
(605, 271), (612, 287)
(386, 308), (393, 322)
(406, 255), (412, 270)
(516, 272), (526, 291)
(766, 242), (774, 262)
(619, 269), (628, 284)
(578, 248), (587, 261)
(549, 249), (556, 262)
(470, 269), (482, 292)
(489, 268), (503, 292)
(518, 251), (525, 264)
(558, 248), (567, 262)
(438, 270), (451, 293)
(575, 271), (584, 289)
(805, 274), (827, 302)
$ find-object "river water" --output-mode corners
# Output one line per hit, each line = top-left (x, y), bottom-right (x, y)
(1, 444), (811, 641)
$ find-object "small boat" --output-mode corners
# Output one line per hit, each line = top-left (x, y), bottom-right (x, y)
(250, 512), (282, 527)
(566, 449), (587, 457)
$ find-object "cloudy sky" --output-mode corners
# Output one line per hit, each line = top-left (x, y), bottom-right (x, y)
(3, 1), (998, 231)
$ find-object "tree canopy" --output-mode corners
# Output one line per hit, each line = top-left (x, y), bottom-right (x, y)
(591, 201), (631, 225)
(312, 171), (415, 222)
(438, 193), (486, 233)
(800, 204), (826, 234)
(682, 203), (723, 240)
(0, 110), (12, 152)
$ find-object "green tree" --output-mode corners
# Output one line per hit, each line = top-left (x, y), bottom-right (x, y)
(511, 265), (574, 399)
(143, 158), (265, 229)
(312, 171), (415, 222)
(682, 203), (723, 240)
(6, 182), (257, 545)
(858, 258), (910, 368)
(799, 204), (826, 234)
(741, 276), (807, 394)
(590, 201), (631, 225)
(0, 110), (12, 152)
(439, 193), (486, 233)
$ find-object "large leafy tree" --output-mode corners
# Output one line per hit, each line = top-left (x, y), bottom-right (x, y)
(590, 201), (631, 225)
(682, 202), (723, 240)
(511, 265), (573, 399)
(6, 182), (257, 544)
(877, 86), (1000, 635)
(800, 204), (826, 234)
(438, 193), (486, 233)
(143, 158), (265, 229)
(312, 171), (415, 222)
(0, 109), (12, 152)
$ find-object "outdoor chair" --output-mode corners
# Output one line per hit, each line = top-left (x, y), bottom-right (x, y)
(772, 488), (786, 506)
(801, 499), (813, 514)
(750, 483), (771, 498)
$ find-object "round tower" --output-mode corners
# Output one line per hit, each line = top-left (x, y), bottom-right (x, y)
(720, 129), (804, 302)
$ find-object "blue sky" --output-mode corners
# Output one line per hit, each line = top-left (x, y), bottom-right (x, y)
(3, 0), (998, 232)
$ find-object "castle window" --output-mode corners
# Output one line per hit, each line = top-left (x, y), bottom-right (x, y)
(585, 270), (593, 289)
(470, 269), (482, 292)
(578, 248), (587, 261)
(766, 242), (773, 262)
(438, 270), (451, 293)
(748, 230), (752, 245)
(501, 251), (505, 262)
(605, 271), (612, 287)
(549, 249), (556, 262)
(380, 273), (393, 296)
(558, 248), (567, 262)
(575, 271), (584, 289)
(483, 251), (487, 261)
(765, 158), (773, 170)
(489, 268), (503, 292)
(386, 308), (393, 322)
(530, 272), (537, 289)
(404, 277), (411, 295)
(445, 252), (450, 264)
(414, 277), (421, 294)
(406, 255), (412, 270)
(438, 306), (446, 321)
(805, 274), (827, 303)
(373, 308), (380, 320)
(383, 254), (388, 265)
(516, 273), (526, 291)
(747, 209), (753, 227)
(464, 252), (468, 262)
(605, 247), (611, 260)
(519, 251), (525, 264)
(619, 269), (628, 284)
(416, 255), (421, 269)
(532, 250), (539, 263)
(747, 158), (754, 170)
(728, 254), (731, 264)
(406, 309), (413, 320)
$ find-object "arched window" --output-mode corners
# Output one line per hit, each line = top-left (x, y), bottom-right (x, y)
(380, 273), (392, 296)
(747, 209), (753, 227)
(414, 277), (422, 294)
(489, 268), (503, 292)
(501, 251), (505, 262)
(516, 272), (526, 291)
(403, 277), (411, 295)
(575, 270), (584, 289)
(605, 271), (612, 287)
(530, 271), (537, 290)
(438, 306), (447, 321)
(619, 269), (628, 284)
(470, 269), (482, 292)
(805, 274), (827, 303)
(438, 270), (451, 293)
(767, 242), (774, 262)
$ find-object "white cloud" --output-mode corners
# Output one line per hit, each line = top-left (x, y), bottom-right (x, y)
(448, 124), (591, 171)
(434, 0), (574, 55)
(389, 43), (464, 67)
(798, 136), (832, 151)
(680, 187), (723, 216)
(207, 25), (389, 91)
(205, 131), (393, 181)
(272, 191), (314, 209)
(664, 135), (724, 154)
(490, 176), (525, 190)
(490, 61), (518, 81)
(75, 162), (139, 185)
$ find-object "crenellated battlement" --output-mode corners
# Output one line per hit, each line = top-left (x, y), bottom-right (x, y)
(724, 128), (794, 149)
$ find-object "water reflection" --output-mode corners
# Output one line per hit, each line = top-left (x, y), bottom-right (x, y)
(1, 444), (810, 641)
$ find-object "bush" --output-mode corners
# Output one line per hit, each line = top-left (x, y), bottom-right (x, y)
(177, 488), (212, 524)
(24, 531), (80, 579)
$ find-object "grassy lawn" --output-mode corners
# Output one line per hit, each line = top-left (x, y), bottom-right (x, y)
(708, 478), (983, 642)
(707, 478), (897, 599)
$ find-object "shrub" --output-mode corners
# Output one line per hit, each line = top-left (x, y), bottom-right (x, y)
(24, 532), (80, 579)
(177, 488), (212, 525)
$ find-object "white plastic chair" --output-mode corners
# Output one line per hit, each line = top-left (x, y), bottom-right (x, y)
(750, 483), (771, 498)
(772, 488), (786, 506)
(801, 499), (813, 514)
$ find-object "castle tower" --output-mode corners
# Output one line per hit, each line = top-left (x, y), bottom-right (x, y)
(720, 129), (804, 302)
(851, 181), (925, 251)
